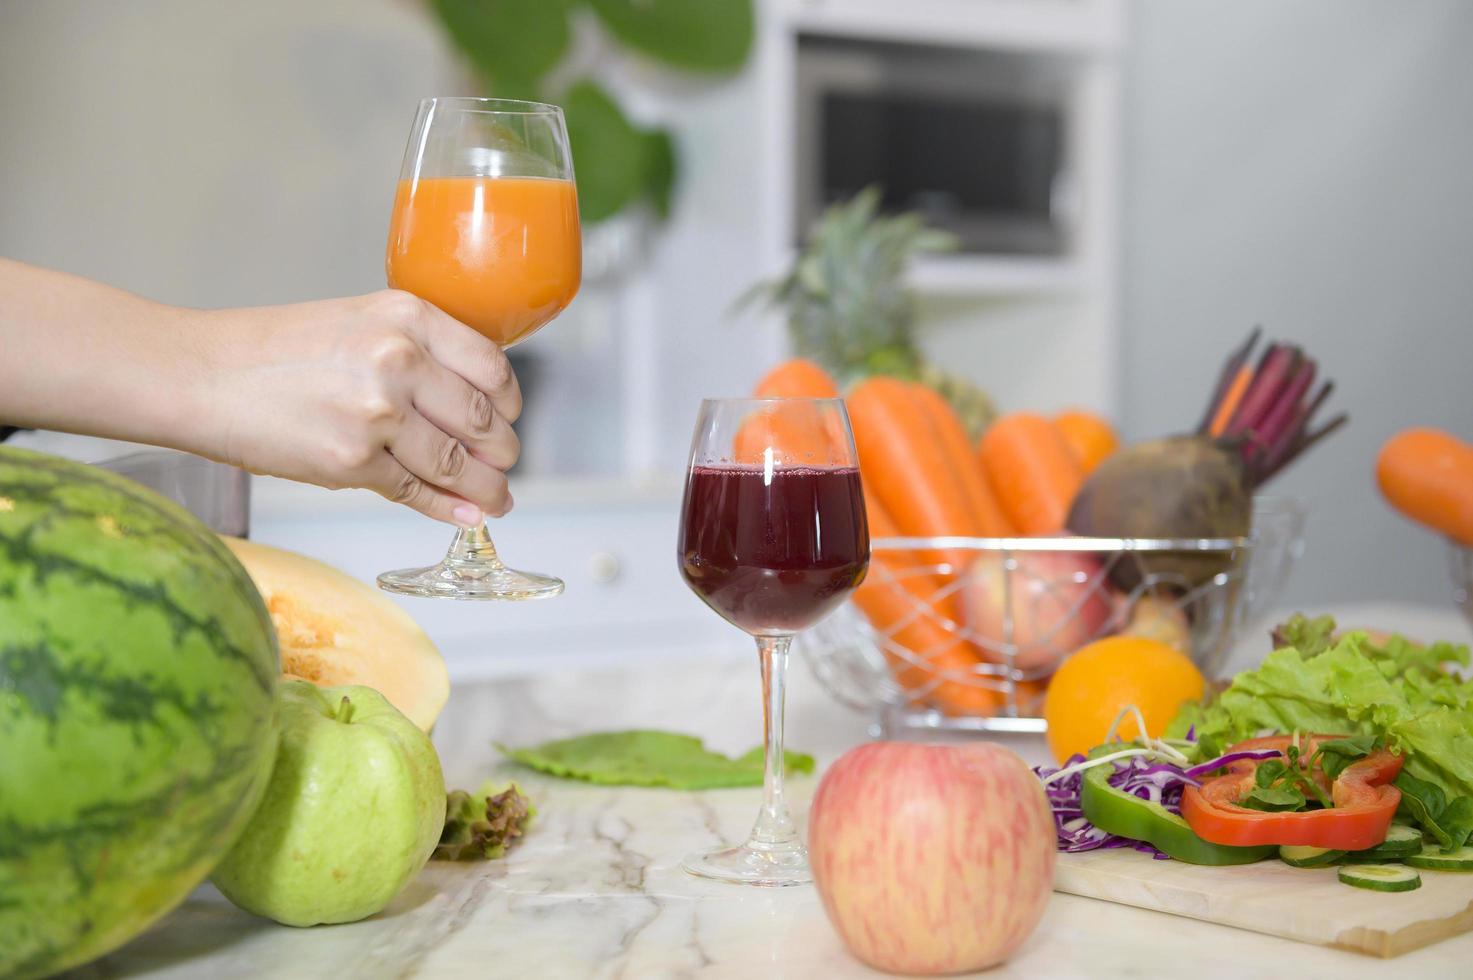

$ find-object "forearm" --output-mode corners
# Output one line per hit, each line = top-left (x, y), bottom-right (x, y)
(0, 260), (522, 523)
(0, 258), (224, 457)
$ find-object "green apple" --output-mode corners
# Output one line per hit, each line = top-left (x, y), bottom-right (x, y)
(211, 680), (446, 927)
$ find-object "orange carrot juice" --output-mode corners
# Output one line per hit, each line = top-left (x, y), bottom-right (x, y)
(386, 176), (581, 347)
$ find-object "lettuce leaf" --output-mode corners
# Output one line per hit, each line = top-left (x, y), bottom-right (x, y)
(1375, 633), (1470, 679)
(1270, 613), (1338, 658)
(434, 782), (535, 861)
(1393, 707), (1473, 805)
(1177, 619), (1473, 806)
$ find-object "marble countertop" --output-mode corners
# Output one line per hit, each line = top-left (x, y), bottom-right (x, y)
(74, 604), (1473, 980)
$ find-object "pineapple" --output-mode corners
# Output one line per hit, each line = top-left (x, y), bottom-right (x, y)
(917, 363), (998, 439)
(744, 188), (997, 436)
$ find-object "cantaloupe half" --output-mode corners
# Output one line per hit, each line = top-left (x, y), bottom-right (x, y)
(221, 537), (449, 731)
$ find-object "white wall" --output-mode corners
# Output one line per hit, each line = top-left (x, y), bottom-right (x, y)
(0, 0), (455, 306)
(1123, 0), (1473, 610)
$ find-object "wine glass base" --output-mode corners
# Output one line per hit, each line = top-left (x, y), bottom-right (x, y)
(377, 561), (564, 601)
(681, 840), (811, 887)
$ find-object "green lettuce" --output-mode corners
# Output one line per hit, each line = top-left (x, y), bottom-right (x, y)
(434, 782), (535, 861)
(1170, 617), (1473, 809)
(1269, 613), (1338, 658)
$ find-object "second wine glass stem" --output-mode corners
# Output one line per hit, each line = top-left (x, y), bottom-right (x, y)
(751, 634), (797, 847)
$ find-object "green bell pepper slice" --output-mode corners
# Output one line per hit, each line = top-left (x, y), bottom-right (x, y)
(1081, 761), (1277, 866)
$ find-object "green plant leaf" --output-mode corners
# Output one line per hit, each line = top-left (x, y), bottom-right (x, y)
(1240, 784), (1308, 812)
(563, 80), (648, 223)
(1254, 759), (1289, 787)
(1311, 734), (1378, 780)
(497, 730), (815, 790)
(1395, 772), (1473, 851)
(641, 128), (677, 219)
(588, 0), (754, 72)
(431, 0), (571, 92)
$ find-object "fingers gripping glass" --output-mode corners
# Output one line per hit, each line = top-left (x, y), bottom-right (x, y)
(378, 98), (581, 600)
(677, 398), (870, 885)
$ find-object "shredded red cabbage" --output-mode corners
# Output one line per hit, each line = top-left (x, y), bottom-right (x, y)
(1182, 748), (1280, 779)
(1034, 743), (1281, 861)
(1036, 753), (1119, 852)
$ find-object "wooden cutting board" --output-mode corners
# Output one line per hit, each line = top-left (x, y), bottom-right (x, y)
(1055, 849), (1473, 957)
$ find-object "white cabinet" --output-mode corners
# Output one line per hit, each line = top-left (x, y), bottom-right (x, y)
(248, 477), (737, 681)
(783, 0), (1125, 53)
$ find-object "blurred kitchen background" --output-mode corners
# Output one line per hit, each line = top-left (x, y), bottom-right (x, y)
(3, 0), (1470, 678)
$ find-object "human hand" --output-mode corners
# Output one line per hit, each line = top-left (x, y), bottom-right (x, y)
(200, 290), (521, 526)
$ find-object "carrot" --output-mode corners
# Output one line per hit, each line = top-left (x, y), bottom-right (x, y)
(910, 383), (1015, 536)
(978, 412), (1084, 535)
(1376, 428), (1473, 547)
(1053, 409), (1120, 476)
(1208, 364), (1253, 438)
(855, 488), (1002, 716)
(734, 359), (842, 464)
(847, 376), (982, 573)
(752, 358), (839, 399)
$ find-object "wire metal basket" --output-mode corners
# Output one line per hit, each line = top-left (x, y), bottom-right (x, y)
(798, 497), (1306, 737)
(1452, 541), (1473, 629)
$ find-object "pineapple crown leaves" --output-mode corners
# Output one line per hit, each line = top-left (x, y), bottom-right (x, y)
(736, 187), (957, 380)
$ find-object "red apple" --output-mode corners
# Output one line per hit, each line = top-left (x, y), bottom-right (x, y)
(960, 552), (1112, 672)
(808, 741), (1055, 975)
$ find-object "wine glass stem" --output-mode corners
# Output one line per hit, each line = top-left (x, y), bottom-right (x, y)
(751, 634), (797, 847)
(443, 523), (506, 570)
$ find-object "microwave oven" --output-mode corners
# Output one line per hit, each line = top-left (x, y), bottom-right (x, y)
(795, 36), (1075, 256)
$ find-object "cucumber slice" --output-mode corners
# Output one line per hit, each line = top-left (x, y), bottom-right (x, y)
(1405, 844), (1473, 871)
(1338, 864), (1422, 892)
(1344, 848), (1417, 863)
(1383, 823), (1424, 846)
(1279, 845), (1346, 868)
(1345, 825), (1424, 862)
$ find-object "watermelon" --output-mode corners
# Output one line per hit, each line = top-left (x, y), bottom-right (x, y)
(0, 447), (280, 979)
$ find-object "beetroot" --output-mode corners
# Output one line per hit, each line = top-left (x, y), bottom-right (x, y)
(1068, 328), (1346, 587)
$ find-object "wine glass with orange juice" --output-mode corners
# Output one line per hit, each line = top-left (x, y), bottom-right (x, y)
(378, 97), (580, 600)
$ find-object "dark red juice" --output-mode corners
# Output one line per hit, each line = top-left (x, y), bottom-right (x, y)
(678, 465), (869, 634)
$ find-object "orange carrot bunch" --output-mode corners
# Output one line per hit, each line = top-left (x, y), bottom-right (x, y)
(741, 361), (1121, 718)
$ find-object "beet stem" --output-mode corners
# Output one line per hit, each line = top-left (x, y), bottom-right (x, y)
(1251, 357), (1316, 464)
(1227, 344), (1298, 440)
(1301, 379), (1335, 425)
(1249, 406), (1308, 483)
(1251, 406), (1307, 485)
(1196, 326), (1263, 434)
(1259, 413), (1349, 484)
(1303, 413), (1349, 446)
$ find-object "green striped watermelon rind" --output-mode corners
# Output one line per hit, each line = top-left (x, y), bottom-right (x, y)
(0, 447), (281, 979)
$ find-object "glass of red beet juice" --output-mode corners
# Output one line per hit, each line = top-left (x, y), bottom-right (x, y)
(677, 397), (870, 885)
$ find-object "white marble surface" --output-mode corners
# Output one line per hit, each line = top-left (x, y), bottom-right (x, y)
(70, 604), (1473, 980)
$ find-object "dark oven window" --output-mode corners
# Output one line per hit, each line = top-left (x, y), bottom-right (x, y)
(821, 93), (1065, 256)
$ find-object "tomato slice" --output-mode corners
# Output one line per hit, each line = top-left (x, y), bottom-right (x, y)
(1180, 734), (1402, 850)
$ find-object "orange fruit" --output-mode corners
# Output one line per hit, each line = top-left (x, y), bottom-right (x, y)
(1043, 635), (1205, 763)
(1053, 409), (1120, 475)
